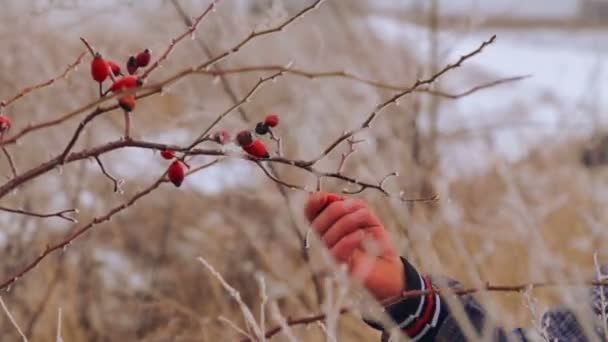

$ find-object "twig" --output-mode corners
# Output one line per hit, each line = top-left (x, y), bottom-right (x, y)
(0, 159), (219, 291)
(56, 307), (63, 342)
(197, 256), (263, 339)
(123, 111), (131, 139)
(58, 107), (105, 164)
(0, 206), (77, 222)
(0, 51), (86, 109)
(2, 146), (18, 178)
(253, 160), (307, 192)
(140, 0), (222, 79)
(201, 66), (528, 97)
(218, 316), (253, 339)
(0, 296), (29, 342)
(336, 136), (363, 173)
(94, 156), (124, 193)
(267, 129), (283, 157)
(79, 37), (95, 56)
(196, 0), (324, 71)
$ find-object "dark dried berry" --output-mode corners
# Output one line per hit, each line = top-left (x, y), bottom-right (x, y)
(255, 122), (269, 135)
(127, 56), (138, 75)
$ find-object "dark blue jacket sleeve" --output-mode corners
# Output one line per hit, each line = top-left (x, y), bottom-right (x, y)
(365, 259), (608, 341)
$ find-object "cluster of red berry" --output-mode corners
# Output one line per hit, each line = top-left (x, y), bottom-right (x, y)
(158, 150), (187, 187)
(158, 114), (280, 188)
(236, 114), (279, 158)
(89, 49), (150, 111)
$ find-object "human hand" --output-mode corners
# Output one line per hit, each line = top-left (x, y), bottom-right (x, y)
(304, 192), (405, 301)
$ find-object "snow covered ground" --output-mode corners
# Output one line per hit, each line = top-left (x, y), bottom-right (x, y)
(368, 15), (608, 179)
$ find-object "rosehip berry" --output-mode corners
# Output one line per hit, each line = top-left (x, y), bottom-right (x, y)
(118, 95), (136, 112)
(167, 160), (185, 187)
(160, 150), (175, 160)
(255, 122), (269, 135)
(236, 130), (253, 147)
(0, 114), (12, 134)
(241, 139), (270, 159)
(90, 52), (109, 83)
(135, 49), (151, 68)
(211, 129), (231, 145)
(264, 114), (279, 127)
(110, 75), (142, 93)
(127, 56), (138, 75)
(107, 60), (122, 76)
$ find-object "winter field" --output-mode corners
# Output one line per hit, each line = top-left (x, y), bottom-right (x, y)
(0, 1), (607, 341)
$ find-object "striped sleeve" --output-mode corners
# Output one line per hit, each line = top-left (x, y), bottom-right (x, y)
(364, 258), (448, 341)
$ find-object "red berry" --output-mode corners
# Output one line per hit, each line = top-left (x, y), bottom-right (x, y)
(236, 130), (253, 147)
(107, 60), (122, 76)
(127, 56), (138, 75)
(90, 53), (109, 83)
(264, 114), (279, 127)
(135, 49), (151, 68)
(0, 114), (12, 134)
(160, 150), (175, 160)
(242, 139), (270, 158)
(118, 95), (136, 112)
(211, 130), (231, 145)
(110, 75), (141, 93)
(167, 161), (185, 187)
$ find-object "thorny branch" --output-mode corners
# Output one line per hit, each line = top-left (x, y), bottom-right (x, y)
(0, 35), (498, 200)
(243, 279), (608, 342)
(0, 206), (77, 223)
(0, 0), (323, 147)
(0, 51), (87, 109)
(0, 159), (220, 291)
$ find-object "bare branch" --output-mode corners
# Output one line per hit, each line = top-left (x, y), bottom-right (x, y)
(141, 0), (222, 79)
(0, 159), (219, 291)
(201, 65), (528, 98)
(2, 146), (18, 178)
(197, 0), (324, 71)
(0, 206), (77, 222)
(0, 51), (87, 109)
(307, 35), (497, 167)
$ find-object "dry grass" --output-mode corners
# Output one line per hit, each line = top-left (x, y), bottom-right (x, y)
(0, 1), (606, 341)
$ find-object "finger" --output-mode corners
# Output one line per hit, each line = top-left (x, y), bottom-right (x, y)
(321, 208), (380, 248)
(304, 192), (343, 222)
(310, 199), (366, 236)
(330, 230), (365, 263)
(304, 192), (327, 222)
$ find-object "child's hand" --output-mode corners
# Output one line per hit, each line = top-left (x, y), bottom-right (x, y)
(305, 192), (405, 301)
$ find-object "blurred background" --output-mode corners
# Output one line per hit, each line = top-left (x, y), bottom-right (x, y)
(1, 0), (608, 340)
